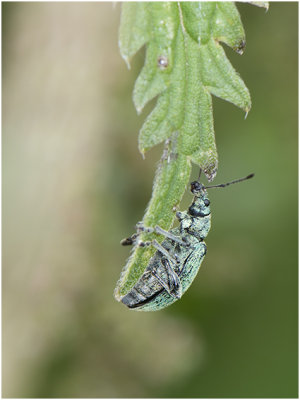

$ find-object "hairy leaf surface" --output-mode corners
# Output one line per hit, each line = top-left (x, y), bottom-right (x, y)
(116, 2), (267, 298)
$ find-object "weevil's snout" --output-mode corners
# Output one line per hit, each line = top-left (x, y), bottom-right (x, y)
(190, 181), (204, 195)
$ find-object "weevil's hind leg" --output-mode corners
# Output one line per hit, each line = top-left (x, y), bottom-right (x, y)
(122, 224), (183, 298)
(152, 258), (182, 299)
(138, 238), (182, 298)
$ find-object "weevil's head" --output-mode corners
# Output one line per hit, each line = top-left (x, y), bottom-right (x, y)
(189, 181), (211, 217)
(190, 181), (205, 195)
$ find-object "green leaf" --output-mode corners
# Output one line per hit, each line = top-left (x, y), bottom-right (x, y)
(115, 142), (191, 298)
(116, 2), (266, 297)
(121, 2), (251, 179)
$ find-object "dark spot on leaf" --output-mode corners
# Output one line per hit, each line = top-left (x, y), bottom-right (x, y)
(235, 39), (246, 55)
(157, 55), (169, 69)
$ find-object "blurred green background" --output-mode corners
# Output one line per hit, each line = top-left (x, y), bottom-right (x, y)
(2, 2), (297, 398)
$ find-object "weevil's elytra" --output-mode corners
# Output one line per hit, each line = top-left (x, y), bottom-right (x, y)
(119, 180), (211, 311)
(116, 172), (254, 311)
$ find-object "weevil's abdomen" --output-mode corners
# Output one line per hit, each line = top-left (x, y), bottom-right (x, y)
(121, 270), (164, 308)
(121, 243), (175, 309)
(121, 239), (207, 311)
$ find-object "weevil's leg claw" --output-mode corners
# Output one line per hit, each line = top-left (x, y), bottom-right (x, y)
(120, 237), (133, 246)
(120, 232), (139, 246)
(122, 221), (152, 246)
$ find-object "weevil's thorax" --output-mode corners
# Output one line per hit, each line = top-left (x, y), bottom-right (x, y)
(180, 181), (211, 241)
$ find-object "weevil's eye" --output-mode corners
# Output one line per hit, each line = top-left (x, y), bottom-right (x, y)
(204, 199), (210, 206)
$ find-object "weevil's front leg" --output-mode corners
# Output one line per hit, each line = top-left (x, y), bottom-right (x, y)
(121, 221), (189, 247)
(137, 223), (189, 247)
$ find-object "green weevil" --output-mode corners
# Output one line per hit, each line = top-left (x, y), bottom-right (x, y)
(116, 172), (254, 311)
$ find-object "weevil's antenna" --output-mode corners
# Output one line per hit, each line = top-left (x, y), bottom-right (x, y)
(204, 173), (254, 189)
(197, 168), (202, 182)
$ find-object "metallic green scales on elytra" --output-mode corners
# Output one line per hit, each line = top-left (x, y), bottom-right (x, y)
(116, 173), (254, 311)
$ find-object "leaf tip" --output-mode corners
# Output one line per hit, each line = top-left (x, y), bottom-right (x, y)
(133, 90), (144, 114)
(204, 164), (218, 182)
(245, 101), (252, 114)
(114, 286), (122, 302)
(135, 105), (143, 115)
(139, 147), (146, 159)
(248, 1), (269, 11)
(122, 55), (131, 70)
